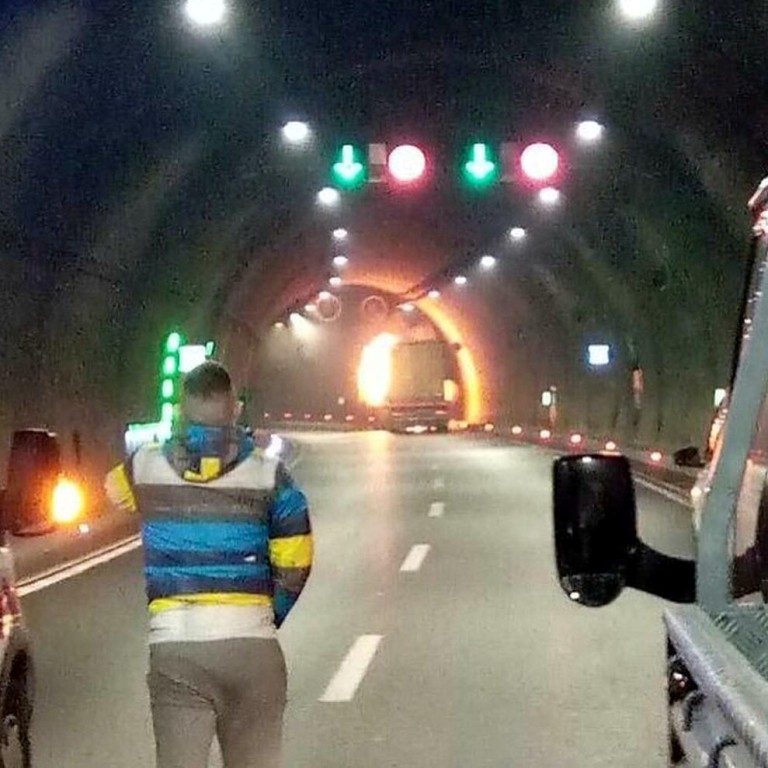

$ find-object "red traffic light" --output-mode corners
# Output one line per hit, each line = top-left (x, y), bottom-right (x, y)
(388, 145), (427, 184)
(520, 143), (560, 183)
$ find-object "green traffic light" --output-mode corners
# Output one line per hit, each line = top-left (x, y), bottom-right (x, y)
(166, 332), (183, 353)
(332, 144), (365, 189)
(163, 356), (177, 376)
(463, 143), (498, 187)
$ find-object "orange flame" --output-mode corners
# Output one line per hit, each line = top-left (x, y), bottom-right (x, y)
(358, 333), (399, 407)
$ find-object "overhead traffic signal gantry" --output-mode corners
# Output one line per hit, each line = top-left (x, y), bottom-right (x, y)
(327, 139), (568, 194)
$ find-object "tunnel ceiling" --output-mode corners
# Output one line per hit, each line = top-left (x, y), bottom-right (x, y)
(0, 0), (767, 454)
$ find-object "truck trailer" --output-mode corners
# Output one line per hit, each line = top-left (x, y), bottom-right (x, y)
(383, 340), (455, 433)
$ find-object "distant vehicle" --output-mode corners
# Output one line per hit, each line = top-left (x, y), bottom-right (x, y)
(551, 176), (768, 766)
(382, 340), (456, 433)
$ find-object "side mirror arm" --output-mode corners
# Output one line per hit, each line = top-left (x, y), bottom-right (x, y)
(627, 542), (696, 603)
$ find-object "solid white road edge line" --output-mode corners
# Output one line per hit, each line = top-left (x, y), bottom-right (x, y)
(428, 502), (445, 518)
(18, 535), (142, 597)
(634, 476), (692, 508)
(319, 635), (384, 703)
(400, 544), (431, 572)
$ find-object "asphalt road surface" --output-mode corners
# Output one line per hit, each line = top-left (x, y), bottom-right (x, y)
(21, 432), (695, 768)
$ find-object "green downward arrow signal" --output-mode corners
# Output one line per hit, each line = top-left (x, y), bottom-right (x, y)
(464, 143), (497, 186)
(333, 145), (365, 188)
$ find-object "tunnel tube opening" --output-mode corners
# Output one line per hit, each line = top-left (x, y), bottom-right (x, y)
(235, 284), (485, 428)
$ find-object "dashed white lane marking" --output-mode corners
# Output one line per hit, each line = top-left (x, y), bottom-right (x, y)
(428, 502), (445, 518)
(18, 535), (142, 597)
(432, 477), (445, 490)
(400, 544), (431, 572)
(319, 635), (384, 703)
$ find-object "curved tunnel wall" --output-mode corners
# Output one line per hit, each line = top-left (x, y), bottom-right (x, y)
(0, 1), (763, 484)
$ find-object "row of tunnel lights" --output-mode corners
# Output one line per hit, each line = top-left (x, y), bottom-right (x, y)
(272, 222), (529, 328)
(325, 225), (528, 296)
(511, 425), (664, 463)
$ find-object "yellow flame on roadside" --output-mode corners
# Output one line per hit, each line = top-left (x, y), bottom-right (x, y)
(52, 478), (85, 524)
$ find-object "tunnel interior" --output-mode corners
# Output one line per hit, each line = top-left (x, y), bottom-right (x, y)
(0, 1), (766, 486)
(241, 284), (467, 426)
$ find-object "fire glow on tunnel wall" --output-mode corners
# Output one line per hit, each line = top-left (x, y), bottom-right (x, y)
(417, 298), (482, 424)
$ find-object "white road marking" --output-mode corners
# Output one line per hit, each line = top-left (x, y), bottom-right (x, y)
(319, 635), (384, 703)
(400, 544), (431, 572)
(18, 535), (142, 597)
(634, 476), (691, 508)
(432, 477), (445, 490)
(428, 502), (445, 518)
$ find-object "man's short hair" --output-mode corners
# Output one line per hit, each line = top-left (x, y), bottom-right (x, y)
(180, 362), (237, 426)
(182, 361), (233, 400)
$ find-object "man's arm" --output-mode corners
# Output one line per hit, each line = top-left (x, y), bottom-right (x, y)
(268, 463), (313, 628)
(104, 459), (137, 514)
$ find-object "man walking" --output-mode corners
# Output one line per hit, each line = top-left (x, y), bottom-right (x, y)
(106, 361), (312, 768)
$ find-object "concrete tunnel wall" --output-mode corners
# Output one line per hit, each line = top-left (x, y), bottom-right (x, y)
(0, 148), (753, 494)
(217, 199), (747, 450)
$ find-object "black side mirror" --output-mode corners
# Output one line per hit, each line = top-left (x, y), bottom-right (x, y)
(3, 429), (61, 536)
(673, 446), (705, 468)
(553, 454), (638, 606)
(553, 454), (696, 607)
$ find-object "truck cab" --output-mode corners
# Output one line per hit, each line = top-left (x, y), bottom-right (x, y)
(552, 176), (768, 765)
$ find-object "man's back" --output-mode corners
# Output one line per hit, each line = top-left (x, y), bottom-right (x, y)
(108, 426), (312, 639)
(105, 361), (312, 768)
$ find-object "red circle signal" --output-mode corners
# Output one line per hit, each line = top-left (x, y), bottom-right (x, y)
(388, 145), (427, 184)
(520, 143), (559, 183)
